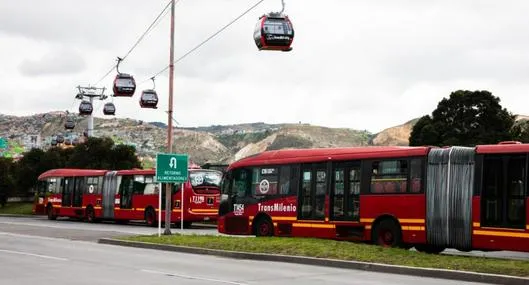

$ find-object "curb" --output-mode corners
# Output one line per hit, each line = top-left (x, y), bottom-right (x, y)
(98, 238), (529, 285)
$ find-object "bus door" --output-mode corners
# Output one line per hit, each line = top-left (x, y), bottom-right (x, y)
(72, 177), (84, 208)
(298, 163), (327, 221)
(102, 171), (117, 219)
(481, 154), (527, 230)
(119, 175), (134, 209)
(61, 177), (74, 207)
(330, 162), (361, 221)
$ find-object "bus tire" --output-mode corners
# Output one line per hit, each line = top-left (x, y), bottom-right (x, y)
(372, 218), (402, 248)
(145, 208), (156, 227)
(415, 244), (445, 254)
(46, 204), (57, 220)
(253, 216), (274, 237)
(182, 221), (192, 229)
(85, 206), (96, 223)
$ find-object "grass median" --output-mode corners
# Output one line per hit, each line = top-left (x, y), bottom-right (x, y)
(123, 234), (529, 277)
(0, 202), (33, 215)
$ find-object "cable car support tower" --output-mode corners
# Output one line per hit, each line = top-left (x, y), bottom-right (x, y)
(75, 86), (108, 137)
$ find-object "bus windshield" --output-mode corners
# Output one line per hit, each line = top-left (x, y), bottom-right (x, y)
(189, 170), (222, 188)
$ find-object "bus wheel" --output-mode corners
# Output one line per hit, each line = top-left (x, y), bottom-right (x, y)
(85, 206), (96, 223)
(145, 208), (156, 227)
(254, 217), (274, 237)
(372, 219), (402, 248)
(47, 205), (57, 220)
(415, 244), (445, 254)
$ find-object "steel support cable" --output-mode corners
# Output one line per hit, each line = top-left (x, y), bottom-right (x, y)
(141, 0), (266, 84)
(93, 0), (174, 86)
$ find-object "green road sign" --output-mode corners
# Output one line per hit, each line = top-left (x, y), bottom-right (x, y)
(156, 153), (189, 183)
(0, 138), (7, 149)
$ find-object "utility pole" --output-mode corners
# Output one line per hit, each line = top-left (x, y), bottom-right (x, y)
(164, 0), (176, 235)
(75, 86), (107, 137)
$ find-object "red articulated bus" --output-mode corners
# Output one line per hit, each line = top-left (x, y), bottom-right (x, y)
(34, 167), (222, 227)
(217, 142), (529, 253)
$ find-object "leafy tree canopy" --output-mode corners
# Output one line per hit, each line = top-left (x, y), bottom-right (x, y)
(409, 90), (516, 146)
(9, 136), (141, 196)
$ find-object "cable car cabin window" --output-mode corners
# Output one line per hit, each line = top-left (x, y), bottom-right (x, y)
(370, 160), (408, 194)
(264, 19), (292, 35)
(142, 92), (157, 101)
(116, 78), (135, 88)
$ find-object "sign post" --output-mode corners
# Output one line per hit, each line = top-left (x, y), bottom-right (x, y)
(158, 182), (162, 237)
(156, 153), (188, 234)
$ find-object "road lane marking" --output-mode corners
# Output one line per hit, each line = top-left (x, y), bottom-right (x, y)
(0, 249), (68, 261)
(141, 269), (247, 285)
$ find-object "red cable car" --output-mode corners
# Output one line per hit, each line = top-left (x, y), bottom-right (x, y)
(140, 89), (158, 109)
(254, 12), (294, 52)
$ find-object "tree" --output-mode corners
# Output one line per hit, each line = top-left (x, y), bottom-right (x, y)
(8, 137), (142, 197)
(13, 148), (46, 196)
(511, 119), (529, 143)
(0, 157), (15, 206)
(110, 144), (142, 170)
(409, 90), (516, 146)
(67, 137), (141, 170)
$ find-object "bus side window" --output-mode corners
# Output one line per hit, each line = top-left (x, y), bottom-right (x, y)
(279, 166), (291, 195)
(370, 160), (408, 194)
(252, 167), (279, 196)
(410, 159), (423, 193)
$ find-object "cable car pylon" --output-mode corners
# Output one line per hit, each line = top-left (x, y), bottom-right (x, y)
(75, 86), (108, 137)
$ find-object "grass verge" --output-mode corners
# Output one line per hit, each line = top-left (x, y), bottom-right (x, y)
(123, 234), (529, 277)
(0, 202), (34, 215)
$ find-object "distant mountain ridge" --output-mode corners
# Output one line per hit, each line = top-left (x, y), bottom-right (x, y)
(3, 111), (525, 165)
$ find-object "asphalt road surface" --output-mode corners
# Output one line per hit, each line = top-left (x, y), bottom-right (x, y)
(0, 215), (528, 261)
(0, 230), (492, 285)
(1, 215), (529, 261)
(0, 215), (216, 241)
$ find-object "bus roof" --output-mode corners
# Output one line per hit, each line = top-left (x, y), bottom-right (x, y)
(38, 169), (107, 180)
(476, 142), (529, 154)
(114, 168), (221, 176)
(228, 146), (431, 169)
(115, 169), (155, 175)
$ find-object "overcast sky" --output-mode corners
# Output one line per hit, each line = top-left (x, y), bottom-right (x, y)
(1, 0), (529, 133)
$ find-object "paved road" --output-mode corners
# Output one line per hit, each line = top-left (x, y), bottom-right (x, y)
(0, 215), (528, 261)
(0, 215), (216, 241)
(0, 232), (491, 285)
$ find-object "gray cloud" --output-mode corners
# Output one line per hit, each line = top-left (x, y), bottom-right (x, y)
(18, 48), (86, 76)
